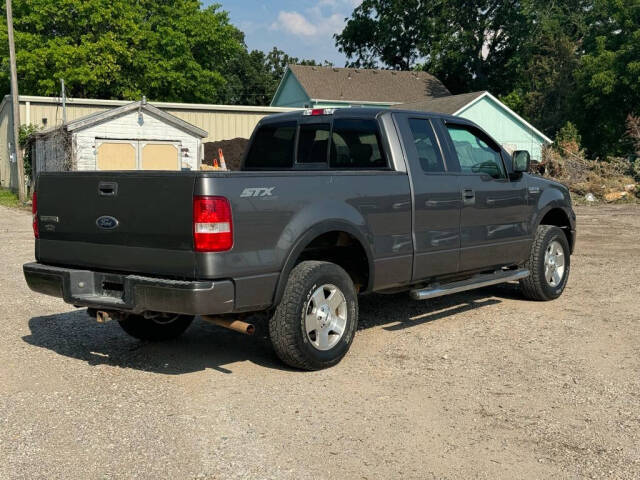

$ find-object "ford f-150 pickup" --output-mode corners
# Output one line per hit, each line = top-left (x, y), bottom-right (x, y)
(24, 107), (576, 370)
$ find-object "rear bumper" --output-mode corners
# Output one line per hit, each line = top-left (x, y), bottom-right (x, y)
(23, 262), (235, 316)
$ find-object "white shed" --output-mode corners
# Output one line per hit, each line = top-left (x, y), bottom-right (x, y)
(32, 100), (207, 175)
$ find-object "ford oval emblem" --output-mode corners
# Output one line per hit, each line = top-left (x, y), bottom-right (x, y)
(96, 215), (119, 230)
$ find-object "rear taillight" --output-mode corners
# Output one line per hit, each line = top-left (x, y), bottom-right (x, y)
(32, 192), (39, 238)
(193, 196), (233, 252)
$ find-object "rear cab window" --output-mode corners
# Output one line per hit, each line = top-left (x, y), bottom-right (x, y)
(244, 114), (389, 170)
(330, 119), (387, 169)
(244, 121), (296, 169)
(297, 124), (330, 165)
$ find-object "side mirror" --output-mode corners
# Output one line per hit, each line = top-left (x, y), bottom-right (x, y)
(512, 150), (530, 173)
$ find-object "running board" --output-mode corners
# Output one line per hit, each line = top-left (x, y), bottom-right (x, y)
(409, 269), (530, 301)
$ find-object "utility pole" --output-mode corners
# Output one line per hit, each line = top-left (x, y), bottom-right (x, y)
(6, 0), (25, 202)
(61, 78), (66, 123)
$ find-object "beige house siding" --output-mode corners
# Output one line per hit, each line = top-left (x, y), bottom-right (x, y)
(0, 95), (297, 188)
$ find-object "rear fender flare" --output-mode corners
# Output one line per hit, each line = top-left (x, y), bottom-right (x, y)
(272, 220), (375, 306)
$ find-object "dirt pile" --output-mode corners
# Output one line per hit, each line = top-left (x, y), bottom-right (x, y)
(203, 138), (249, 171)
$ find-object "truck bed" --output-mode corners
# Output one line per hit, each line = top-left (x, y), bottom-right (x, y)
(35, 169), (413, 311)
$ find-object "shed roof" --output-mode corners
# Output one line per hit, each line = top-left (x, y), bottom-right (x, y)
(285, 65), (451, 104)
(35, 100), (208, 138)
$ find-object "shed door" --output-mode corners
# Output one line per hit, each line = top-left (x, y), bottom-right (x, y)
(95, 140), (182, 171)
(140, 142), (181, 170)
(96, 141), (137, 170)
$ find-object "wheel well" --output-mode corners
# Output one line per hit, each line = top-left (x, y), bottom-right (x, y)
(540, 208), (572, 249)
(296, 231), (370, 292)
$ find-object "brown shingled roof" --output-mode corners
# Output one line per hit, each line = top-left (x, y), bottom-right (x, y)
(288, 65), (451, 104)
(397, 91), (487, 114)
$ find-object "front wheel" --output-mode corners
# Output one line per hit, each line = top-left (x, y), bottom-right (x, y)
(117, 313), (194, 341)
(269, 261), (358, 370)
(520, 225), (571, 301)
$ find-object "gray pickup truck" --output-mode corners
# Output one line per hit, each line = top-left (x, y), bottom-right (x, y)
(24, 107), (576, 370)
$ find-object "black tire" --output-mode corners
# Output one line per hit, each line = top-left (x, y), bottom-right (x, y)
(269, 261), (358, 370)
(117, 313), (194, 341)
(520, 225), (571, 301)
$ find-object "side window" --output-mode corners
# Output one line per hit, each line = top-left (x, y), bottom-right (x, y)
(244, 122), (297, 169)
(297, 124), (330, 164)
(446, 125), (506, 179)
(408, 118), (445, 173)
(329, 119), (387, 169)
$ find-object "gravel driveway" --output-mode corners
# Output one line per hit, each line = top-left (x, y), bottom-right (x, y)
(1, 204), (638, 479)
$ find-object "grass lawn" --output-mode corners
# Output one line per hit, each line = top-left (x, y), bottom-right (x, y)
(0, 187), (29, 210)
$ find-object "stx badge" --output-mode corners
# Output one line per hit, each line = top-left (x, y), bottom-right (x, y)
(240, 187), (274, 198)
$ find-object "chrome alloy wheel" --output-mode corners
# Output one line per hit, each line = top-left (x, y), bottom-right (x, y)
(544, 240), (566, 287)
(304, 284), (348, 351)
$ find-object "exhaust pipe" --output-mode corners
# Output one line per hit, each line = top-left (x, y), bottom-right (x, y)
(94, 309), (126, 323)
(202, 315), (255, 335)
(96, 310), (113, 323)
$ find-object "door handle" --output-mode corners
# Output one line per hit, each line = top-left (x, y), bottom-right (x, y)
(462, 188), (475, 205)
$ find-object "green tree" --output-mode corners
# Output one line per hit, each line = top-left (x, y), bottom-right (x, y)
(0, 1), (250, 103)
(572, 0), (640, 157)
(0, 1), (324, 105)
(335, 0), (424, 70)
(336, 0), (640, 158)
(335, 0), (529, 93)
(222, 47), (327, 106)
(501, 1), (587, 137)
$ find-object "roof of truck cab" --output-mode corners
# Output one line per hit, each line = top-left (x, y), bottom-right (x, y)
(258, 107), (461, 124)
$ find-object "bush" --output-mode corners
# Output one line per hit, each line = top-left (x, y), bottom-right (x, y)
(19, 124), (40, 180)
(555, 121), (582, 156)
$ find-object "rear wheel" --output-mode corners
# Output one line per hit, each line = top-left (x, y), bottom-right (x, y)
(520, 225), (571, 301)
(269, 261), (358, 370)
(117, 313), (194, 341)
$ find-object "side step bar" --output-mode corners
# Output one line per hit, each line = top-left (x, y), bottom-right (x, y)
(410, 269), (530, 301)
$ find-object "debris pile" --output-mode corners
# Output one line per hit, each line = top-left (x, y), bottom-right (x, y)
(533, 144), (638, 203)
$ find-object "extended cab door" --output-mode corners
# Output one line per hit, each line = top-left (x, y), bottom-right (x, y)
(394, 113), (462, 280)
(435, 119), (529, 271)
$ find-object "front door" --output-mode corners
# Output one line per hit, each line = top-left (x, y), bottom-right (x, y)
(395, 113), (462, 281)
(436, 120), (529, 272)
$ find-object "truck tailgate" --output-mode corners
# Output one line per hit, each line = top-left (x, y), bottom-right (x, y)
(36, 172), (198, 278)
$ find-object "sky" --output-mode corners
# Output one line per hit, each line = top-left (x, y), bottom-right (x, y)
(203, 0), (363, 66)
